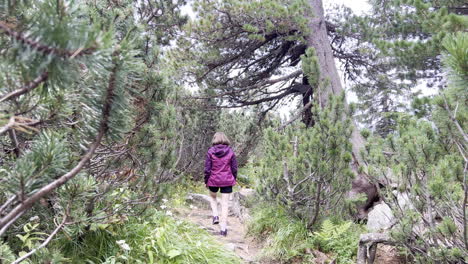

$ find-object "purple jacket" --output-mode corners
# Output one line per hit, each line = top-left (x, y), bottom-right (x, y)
(204, 144), (237, 187)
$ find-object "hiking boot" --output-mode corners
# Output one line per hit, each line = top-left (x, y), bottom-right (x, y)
(212, 216), (219, 225)
(220, 229), (227, 236)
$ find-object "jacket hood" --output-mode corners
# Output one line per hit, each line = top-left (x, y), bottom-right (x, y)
(210, 144), (231, 158)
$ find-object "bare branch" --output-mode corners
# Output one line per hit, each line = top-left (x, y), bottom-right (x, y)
(0, 195), (16, 215)
(0, 71), (49, 102)
(0, 210), (25, 237)
(357, 233), (396, 264)
(0, 116), (40, 135)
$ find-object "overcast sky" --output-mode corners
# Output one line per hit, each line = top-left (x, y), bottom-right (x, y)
(324, 0), (371, 14)
(182, 0), (371, 19)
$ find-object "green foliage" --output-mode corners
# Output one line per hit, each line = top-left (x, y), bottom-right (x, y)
(247, 203), (364, 263)
(335, 0), (467, 135)
(58, 210), (241, 264)
(301, 48), (321, 87)
(0, 0), (189, 261)
(363, 33), (467, 261)
(247, 203), (312, 262)
(1, 131), (70, 196)
(257, 94), (354, 227)
(0, 241), (16, 263)
(312, 220), (364, 264)
(442, 32), (468, 79)
(16, 223), (46, 251)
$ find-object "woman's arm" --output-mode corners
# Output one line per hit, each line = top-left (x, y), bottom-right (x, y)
(204, 152), (212, 184)
(231, 153), (238, 180)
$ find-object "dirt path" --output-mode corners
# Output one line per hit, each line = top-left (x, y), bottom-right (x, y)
(177, 205), (264, 263)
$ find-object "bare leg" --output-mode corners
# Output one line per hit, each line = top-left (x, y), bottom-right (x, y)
(220, 193), (229, 231)
(209, 191), (219, 217)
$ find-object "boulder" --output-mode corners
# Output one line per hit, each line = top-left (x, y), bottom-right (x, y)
(367, 202), (395, 232)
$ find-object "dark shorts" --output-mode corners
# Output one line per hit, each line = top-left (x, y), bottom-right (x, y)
(208, 186), (233, 193)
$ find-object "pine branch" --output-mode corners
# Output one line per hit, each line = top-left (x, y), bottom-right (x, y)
(443, 95), (468, 143)
(0, 53), (120, 233)
(0, 210), (25, 237)
(0, 116), (40, 135)
(0, 71), (48, 102)
(0, 21), (96, 58)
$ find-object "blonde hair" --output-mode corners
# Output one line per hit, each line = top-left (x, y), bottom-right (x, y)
(212, 132), (231, 146)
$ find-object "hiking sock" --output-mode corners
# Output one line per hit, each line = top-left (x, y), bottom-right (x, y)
(220, 193), (229, 231)
(220, 222), (227, 231)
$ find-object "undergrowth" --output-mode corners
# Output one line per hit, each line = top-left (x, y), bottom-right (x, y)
(247, 202), (364, 263)
(55, 209), (241, 263)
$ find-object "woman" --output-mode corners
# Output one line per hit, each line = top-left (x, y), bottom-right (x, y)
(204, 132), (237, 236)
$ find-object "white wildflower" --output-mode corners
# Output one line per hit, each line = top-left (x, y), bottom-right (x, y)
(189, 204), (194, 209)
(116, 240), (131, 251)
(162, 198), (168, 203)
(160, 205), (167, 209)
(29, 216), (39, 222)
(165, 211), (173, 216)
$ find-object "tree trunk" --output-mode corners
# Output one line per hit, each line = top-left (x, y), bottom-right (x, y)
(306, 0), (376, 217)
(301, 76), (314, 127)
(307, 0), (365, 163)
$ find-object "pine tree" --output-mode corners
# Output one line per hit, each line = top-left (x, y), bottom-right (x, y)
(258, 93), (355, 228)
(0, 0), (187, 260)
(363, 32), (467, 263)
(333, 0), (467, 135)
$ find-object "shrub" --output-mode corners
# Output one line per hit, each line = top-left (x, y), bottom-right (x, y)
(257, 94), (355, 228)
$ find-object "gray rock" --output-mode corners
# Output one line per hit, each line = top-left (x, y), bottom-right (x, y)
(394, 191), (414, 210)
(367, 203), (395, 232)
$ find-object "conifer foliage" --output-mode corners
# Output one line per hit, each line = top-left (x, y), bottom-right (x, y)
(258, 93), (355, 228)
(364, 32), (467, 263)
(334, 0), (468, 135)
(0, 0), (187, 261)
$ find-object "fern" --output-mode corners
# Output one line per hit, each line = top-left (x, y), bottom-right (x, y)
(313, 220), (352, 241)
(312, 220), (363, 264)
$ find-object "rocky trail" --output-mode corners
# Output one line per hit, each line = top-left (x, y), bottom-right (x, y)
(180, 207), (262, 263)
(177, 189), (266, 263)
